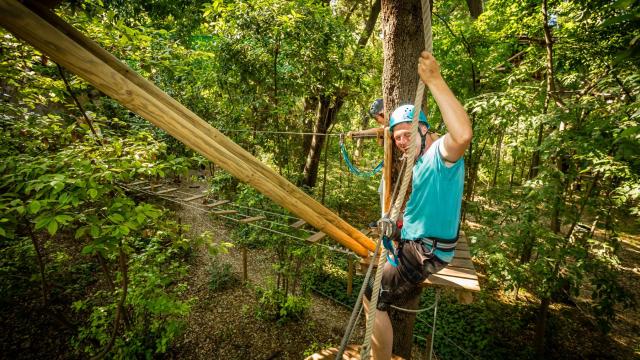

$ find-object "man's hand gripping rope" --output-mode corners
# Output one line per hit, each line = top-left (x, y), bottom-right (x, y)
(378, 215), (400, 267)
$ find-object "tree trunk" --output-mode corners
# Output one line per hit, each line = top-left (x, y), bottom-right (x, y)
(300, 0), (380, 187)
(534, 296), (550, 358)
(381, 0), (430, 357)
(354, 113), (370, 161)
(381, 0), (427, 114)
(528, 123), (544, 179)
(301, 95), (344, 188)
(491, 130), (504, 188)
(358, 0), (381, 48)
(465, 0), (483, 19)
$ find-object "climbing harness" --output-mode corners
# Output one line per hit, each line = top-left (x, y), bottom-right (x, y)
(339, 134), (383, 178)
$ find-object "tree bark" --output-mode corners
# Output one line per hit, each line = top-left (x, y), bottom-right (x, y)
(301, 95), (344, 188)
(534, 296), (550, 358)
(491, 130), (504, 188)
(465, 0), (483, 19)
(534, 2), (561, 356)
(381, 0), (426, 113)
(358, 0), (382, 48)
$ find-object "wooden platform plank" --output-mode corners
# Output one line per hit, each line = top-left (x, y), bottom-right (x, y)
(305, 345), (403, 360)
(455, 241), (469, 251)
(448, 257), (475, 269)
(206, 200), (230, 208)
(306, 232), (326, 243)
(155, 187), (178, 194)
(239, 216), (265, 223)
(455, 249), (471, 259)
(184, 193), (206, 202)
(212, 210), (238, 215)
(424, 273), (480, 292)
(435, 266), (478, 280)
(129, 180), (148, 186)
(291, 219), (306, 228)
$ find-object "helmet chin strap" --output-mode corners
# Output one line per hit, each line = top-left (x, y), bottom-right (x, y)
(418, 127), (428, 158)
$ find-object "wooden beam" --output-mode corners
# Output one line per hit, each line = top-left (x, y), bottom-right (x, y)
(212, 210), (238, 215)
(383, 127), (392, 214)
(291, 219), (306, 229)
(129, 180), (148, 186)
(141, 184), (162, 190)
(0, 1), (375, 257)
(16, 0), (376, 254)
(423, 274), (480, 292)
(306, 232), (326, 243)
(183, 193), (206, 202)
(206, 200), (230, 208)
(155, 187), (178, 195)
(239, 216), (265, 223)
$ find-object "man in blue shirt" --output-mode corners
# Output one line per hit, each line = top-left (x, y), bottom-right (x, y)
(364, 51), (472, 359)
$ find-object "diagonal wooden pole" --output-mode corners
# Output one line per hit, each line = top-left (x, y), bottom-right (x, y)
(0, 0), (374, 256)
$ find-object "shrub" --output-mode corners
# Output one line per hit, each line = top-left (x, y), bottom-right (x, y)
(208, 261), (236, 291)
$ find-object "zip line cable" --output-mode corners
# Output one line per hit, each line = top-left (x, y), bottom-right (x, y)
(218, 128), (379, 138)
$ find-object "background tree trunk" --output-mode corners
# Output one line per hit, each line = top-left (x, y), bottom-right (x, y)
(465, 0), (483, 19)
(302, 95), (343, 188)
(300, 0), (381, 188)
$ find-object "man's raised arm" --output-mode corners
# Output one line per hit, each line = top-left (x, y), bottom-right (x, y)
(418, 51), (472, 162)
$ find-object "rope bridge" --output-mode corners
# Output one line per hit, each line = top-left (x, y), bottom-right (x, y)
(0, 0), (375, 258)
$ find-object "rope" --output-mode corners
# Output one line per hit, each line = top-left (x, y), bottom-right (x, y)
(415, 311), (480, 360)
(429, 289), (440, 360)
(336, 236), (382, 359)
(359, 0), (434, 357)
(339, 140), (383, 178)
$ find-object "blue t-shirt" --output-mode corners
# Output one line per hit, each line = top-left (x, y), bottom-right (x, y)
(400, 137), (465, 263)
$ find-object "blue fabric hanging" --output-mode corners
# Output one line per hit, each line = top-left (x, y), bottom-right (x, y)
(339, 139), (383, 178)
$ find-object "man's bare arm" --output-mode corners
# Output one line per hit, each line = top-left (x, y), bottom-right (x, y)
(418, 51), (472, 162)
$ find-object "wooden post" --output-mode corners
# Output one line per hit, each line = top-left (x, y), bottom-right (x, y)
(0, 0), (375, 256)
(383, 127), (393, 214)
(242, 247), (248, 283)
(347, 257), (353, 297)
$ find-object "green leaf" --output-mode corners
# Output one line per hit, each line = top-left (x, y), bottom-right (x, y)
(88, 188), (98, 199)
(47, 219), (58, 236)
(109, 213), (125, 223)
(90, 225), (100, 238)
(119, 225), (130, 235)
(75, 226), (87, 239)
(55, 214), (74, 224)
(35, 216), (50, 230)
(81, 244), (95, 255)
(29, 200), (41, 214)
(0, 227), (6, 237)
